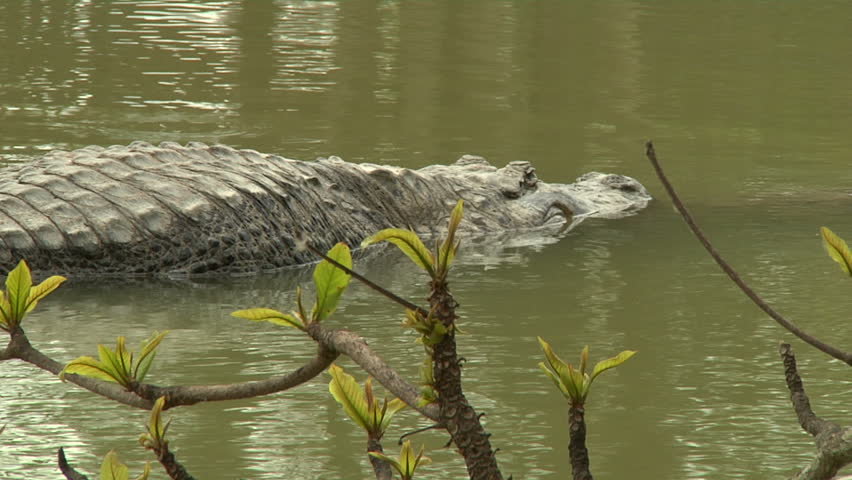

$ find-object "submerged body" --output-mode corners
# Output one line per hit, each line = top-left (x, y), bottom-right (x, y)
(0, 142), (651, 276)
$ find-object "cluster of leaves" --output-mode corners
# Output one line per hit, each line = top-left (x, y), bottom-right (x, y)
(538, 337), (636, 407)
(96, 396), (170, 480)
(231, 242), (352, 330)
(362, 200), (463, 284)
(0, 259), (65, 332)
(368, 440), (431, 480)
(360, 200), (465, 407)
(139, 396), (170, 453)
(60, 331), (168, 390)
(327, 365), (431, 479)
(328, 364), (407, 439)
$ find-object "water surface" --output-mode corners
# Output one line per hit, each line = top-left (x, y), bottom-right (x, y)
(3, 2), (852, 479)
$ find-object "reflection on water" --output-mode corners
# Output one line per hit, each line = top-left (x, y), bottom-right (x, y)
(5, 1), (852, 479)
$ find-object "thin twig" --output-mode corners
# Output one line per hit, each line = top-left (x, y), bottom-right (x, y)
(779, 343), (832, 436)
(304, 242), (430, 317)
(645, 141), (852, 365)
(57, 448), (90, 480)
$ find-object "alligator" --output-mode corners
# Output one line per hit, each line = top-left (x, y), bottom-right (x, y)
(0, 141), (651, 276)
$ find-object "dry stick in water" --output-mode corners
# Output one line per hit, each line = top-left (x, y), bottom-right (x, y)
(644, 141), (852, 365)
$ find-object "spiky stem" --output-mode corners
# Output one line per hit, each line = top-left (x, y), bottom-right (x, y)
(568, 405), (593, 480)
(429, 279), (503, 480)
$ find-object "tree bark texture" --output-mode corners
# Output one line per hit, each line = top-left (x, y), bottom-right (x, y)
(780, 343), (852, 480)
(430, 280), (503, 480)
(367, 436), (393, 480)
(569, 406), (593, 480)
(155, 444), (197, 480)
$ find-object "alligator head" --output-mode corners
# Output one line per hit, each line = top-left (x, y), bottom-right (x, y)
(415, 155), (651, 234)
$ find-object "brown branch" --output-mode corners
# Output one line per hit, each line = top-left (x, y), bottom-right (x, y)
(5, 327), (338, 410)
(153, 443), (197, 480)
(779, 343), (852, 480)
(6, 328), (153, 409)
(6, 322), (433, 421)
(137, 344), (337, 408)
(57, 448), (90, 480)
(307, 322), (440, 421)
(780, 343), (831, 436)
(644, 141), (852, 365)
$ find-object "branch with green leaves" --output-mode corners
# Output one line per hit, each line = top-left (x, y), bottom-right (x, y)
(369, 440), (431, 480)
(59, 448), (151, 480)
(60, 396), (195, 480)
(0, 259), (65, 334)
(538, 338), (636, 408)
(538, 338), (635, 480)
(328, 364), (411, 479)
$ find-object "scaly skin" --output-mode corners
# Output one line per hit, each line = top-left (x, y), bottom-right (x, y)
(0, 142), (650, 276)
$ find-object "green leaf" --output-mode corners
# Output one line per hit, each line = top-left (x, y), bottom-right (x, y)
(379, 397), (408, 433)
(113, 338), (133, 386)
(100, 450), (130, 480)
(538, 362), (571, 400)
(296, 286), (307, 323)
(134, 463), (151, 480)
(25, 274), (66, 314)
(231, 308), (305, 330)
(140, 396), (172, 454)
(150, 396), (167, 439)
(368, 451), (402, 475)
(438, 200), (464, 273)
(98, 342), (130, 387)
(135, 331), (169, 381)
(579, 345), (589, 376)
(590, 350), (637, 383)
(821, 226), (852, 276)
(418, 386), (438, 406)
(328, 364), (371, 431)
(362, 229), (435, 276)
(5, 260), (32, 326)
(537, 337), (571, 382)
(312, 242), (352, 322)
(60, 356), (120, 383)
(369, 440), (430, 480)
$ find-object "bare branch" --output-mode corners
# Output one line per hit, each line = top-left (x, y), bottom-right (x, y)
(779, 343), (852, 480)
(153, 443), (197, 480)
(138, 344), (338, 408)
(644, 141), (852, 365)
(57, 448), (90, 480)
(779, 343), (831, 436)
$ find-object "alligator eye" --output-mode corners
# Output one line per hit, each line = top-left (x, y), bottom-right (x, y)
(550, 202), (574, 219)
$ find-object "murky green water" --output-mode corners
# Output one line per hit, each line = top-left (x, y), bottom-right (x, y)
(3, 2), (852, 479)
